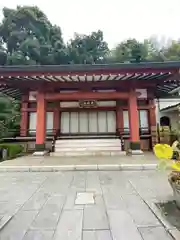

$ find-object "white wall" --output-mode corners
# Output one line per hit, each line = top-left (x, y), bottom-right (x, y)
(156, 98), (180, 111)
(155, 98), (180, 123)
(155, 98), (180, 130)
(159, 111), (179, 130)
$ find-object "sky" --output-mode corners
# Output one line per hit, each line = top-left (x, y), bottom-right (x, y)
(0, 0), (180, 48)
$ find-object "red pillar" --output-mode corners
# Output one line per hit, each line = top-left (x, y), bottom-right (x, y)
(128, 90), (141, 151)
(53, 101), (60, 135)
(20, 96), (28, 137)
(36, 91), (46, 150)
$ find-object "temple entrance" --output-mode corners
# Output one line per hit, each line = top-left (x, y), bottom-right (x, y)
(60, 111), (116, 135)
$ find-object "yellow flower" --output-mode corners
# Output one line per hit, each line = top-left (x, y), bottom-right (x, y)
(171, 162), (180, 171)
(153, 144), (173, 160)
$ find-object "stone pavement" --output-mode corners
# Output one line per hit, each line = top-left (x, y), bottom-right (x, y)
(0, 154), (158, 172)
(0, 153), (157, 166)
(0, 170), (177, 239)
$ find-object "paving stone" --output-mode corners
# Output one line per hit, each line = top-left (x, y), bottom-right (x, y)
(99, 172), (137, 195)
(82, 230), (112, 240)
(86, 171), (102, 194)
(103, 192), (126, 210)
(23, 230), (54, 240)
(75, 192), (95, 205)
(0, 210), (38, 240)
(0, 202), (21, 216)
(83, 206), (109, 230)
(64, 191), (84, 210)
(63, 172), (86, 209)
(139, 226), (173, 240)
(93, 194), (105, 206)
(53, 209), (83, 240)
(108, 210), (143, 240)
(122, 194), (161, 227)
(30, 196), (65, 230)
(22, 191), (51, 210)
(70, 172), (86, 191)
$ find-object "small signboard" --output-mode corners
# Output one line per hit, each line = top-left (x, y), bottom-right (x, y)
(79, 100), (97, 108)
(135, 89), (147, 99)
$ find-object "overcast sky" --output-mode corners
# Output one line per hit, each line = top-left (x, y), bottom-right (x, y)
(0, 0), (180, 48)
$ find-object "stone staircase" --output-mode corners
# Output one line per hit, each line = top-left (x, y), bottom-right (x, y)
(51, 138), (126, 157)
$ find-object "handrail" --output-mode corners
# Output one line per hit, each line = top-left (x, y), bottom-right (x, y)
(116, 128), (125, 151)
(52, 129), (60, 152)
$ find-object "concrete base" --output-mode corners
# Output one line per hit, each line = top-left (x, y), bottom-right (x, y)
(128, 149), (144, 155)
(0, 163), (158, 172)
(51, 151), (126, 157)
(32, 151), (48, 156)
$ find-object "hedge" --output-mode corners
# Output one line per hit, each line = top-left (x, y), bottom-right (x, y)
(0, 143), (24, 159)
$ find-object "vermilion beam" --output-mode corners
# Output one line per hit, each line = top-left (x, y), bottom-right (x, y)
(45, 92), (129, 101)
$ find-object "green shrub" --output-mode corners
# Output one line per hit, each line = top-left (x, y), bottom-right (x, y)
(0, 143), (23, 159)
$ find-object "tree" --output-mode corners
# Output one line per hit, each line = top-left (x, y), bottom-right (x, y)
(109, 39), (149, 63)
(0, 6), (68, 65)
(68, 30), (109, 64)
(144, 38), (168, 62)
(162, 40), (180, 61)
(0, 95), (20, 138)
(0, 35), (7, 65)
(0, 44), (7, 65)
(108, 38), (170, 63)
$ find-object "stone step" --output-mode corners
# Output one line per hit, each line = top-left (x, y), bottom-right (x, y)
(54, 146), (122, 152)
(51, 151), (126, 157)
(55, 142), (121, 147)
(55, 139), (120, 144)
(54, 138), (123, 157)
(58, 135), (117, 139)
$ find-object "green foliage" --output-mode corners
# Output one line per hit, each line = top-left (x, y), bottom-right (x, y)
(0, 95), (20, 138)
(110, 39), (148, 63)
(0, 143), (23, 159)
(1, 5), (180, 65)
(68, 30), (109, 64)
(163, 40), (180, 61)
(0, 6), (68, 65)
(0, 6), (108, 65)
(108, 38), (173, 63)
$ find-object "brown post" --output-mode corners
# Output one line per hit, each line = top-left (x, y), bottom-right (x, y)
(53, 101), (60, 135)
(149, 99), (156, 127)
(149, 99), (158, 147)
(20, 96), (28, 137)
(116, 106), (124, 134)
